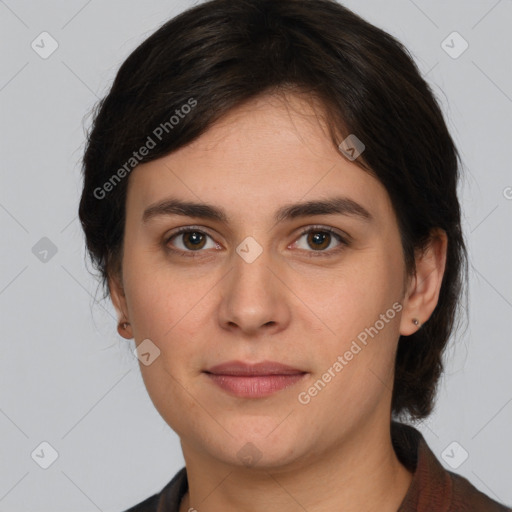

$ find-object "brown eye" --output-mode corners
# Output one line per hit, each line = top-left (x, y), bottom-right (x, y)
(166, 228), (217, 253)
(293, 226), (348, 256)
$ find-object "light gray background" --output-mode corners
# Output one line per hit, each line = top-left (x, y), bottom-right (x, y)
(1, 0), (511, 510)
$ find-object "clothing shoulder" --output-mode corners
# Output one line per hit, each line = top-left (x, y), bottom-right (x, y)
(121, 467), (187, 512)
(392, 421), (511, 512)
(122, 492), (160, 512)
(448, 470), (511, 511)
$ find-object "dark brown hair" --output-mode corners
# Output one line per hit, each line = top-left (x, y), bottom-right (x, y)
(79, 0), (467, 421)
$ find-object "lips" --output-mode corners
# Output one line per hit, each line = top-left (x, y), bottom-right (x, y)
(204, 360), (307, 398)
(206, 360), (305, 376)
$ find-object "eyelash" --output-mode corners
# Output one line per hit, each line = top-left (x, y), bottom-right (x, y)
(164, 225), (349, 258)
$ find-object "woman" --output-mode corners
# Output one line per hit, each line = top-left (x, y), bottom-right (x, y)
(78, 0), (510, 510)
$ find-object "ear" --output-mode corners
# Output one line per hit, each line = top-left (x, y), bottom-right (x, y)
(399, 228), (448, 336)
(108, 272), (133, 339)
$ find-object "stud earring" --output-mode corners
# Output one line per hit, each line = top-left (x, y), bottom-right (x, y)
(118, 321), (130, 332)
(412, 318), (420, 326)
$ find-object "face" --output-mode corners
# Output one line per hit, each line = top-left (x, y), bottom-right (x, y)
(111, 92), (415, 471)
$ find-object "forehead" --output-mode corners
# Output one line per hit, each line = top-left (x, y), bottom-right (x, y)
(125, 92), (394, 226)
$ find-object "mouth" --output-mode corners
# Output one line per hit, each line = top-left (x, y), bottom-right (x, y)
(203, 360), (307, 398)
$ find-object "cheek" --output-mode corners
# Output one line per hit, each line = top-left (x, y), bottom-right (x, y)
(299, 251), (402, 344)
(296, 244), (404, 405)
(296, 272), (402, 435)
(121, 259), (209, 431)
(121, 252), (220, 399)
(122, 244), (212, 338)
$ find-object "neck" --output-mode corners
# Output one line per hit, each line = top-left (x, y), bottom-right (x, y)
(179, 419), (413, 512)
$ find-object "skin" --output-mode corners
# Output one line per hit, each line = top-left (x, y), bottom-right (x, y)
(110, 92), (447, 512)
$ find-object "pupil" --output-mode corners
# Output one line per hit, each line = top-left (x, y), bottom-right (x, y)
(189, 232), (202, 245)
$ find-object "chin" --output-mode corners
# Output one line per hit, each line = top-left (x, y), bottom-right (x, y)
(204, 418), (309, 470)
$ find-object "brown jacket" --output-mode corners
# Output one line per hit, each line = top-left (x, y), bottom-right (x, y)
(124, 422), (511, 511)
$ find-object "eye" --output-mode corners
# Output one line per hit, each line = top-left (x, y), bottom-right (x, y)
(165, 227), (219, 255)
(292, 226), (348, 256)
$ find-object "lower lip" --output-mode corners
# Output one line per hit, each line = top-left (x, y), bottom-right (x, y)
(205, 373), (306, 398)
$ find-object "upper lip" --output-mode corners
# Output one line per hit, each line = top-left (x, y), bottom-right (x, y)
(204, 360), (306, 376)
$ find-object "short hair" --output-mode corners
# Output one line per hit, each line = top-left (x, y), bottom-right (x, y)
(79, 0), (468, 421)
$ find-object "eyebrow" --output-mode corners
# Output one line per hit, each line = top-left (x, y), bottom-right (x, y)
(142, 196), (373, 224)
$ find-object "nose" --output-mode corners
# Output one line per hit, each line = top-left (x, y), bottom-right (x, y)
(217, 244), (291, 337)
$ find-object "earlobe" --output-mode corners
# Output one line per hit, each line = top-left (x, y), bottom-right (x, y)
(108, 274), (133, 339)
(117, 321), (132, 339)
(399, 229), (448, 336)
